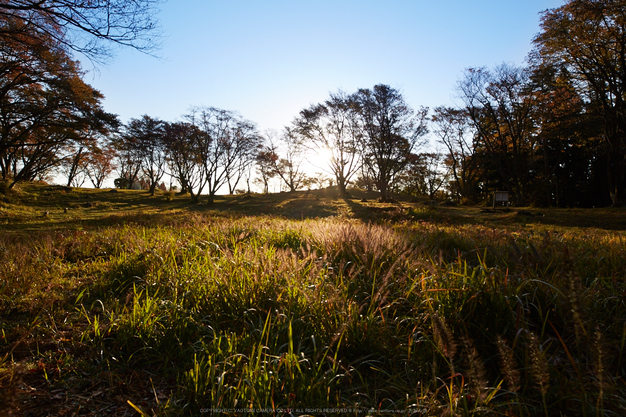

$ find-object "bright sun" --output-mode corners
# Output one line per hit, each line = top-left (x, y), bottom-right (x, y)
(308, 147), (334, 174)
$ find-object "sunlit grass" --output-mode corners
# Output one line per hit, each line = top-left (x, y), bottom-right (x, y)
(1, 183), (626, 415)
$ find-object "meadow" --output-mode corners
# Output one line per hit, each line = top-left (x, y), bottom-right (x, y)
(1, 183), (625, 416)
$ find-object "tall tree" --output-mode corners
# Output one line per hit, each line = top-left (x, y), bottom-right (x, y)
(458, 65), (538, 205)
(162, 121), (203, 198)
(533, 0), (626, 206)
(186, 106), (259, 203)
(421, 151), (449, 200)
(254, 140), (279, 194)
(395, 152), (449, 199)
(224, 119), (262, 195)
(85, 142), (117, 188)
(59, 143), (88, 187)
(0, 24), (113, 188)
(528, 64), (606, 206)
(295, 91), (360, 197)
(351, 84), (428, 202)
(59, 111), (118, 187)
(432, 106), (482, 202)
(273, 127), (308, 192)
(112, 132), (142, 190)
(122, 115), (166, 195)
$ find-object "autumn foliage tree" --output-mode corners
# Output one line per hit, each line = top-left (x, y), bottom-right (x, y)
(0, 18), (113, 188)
(59, 142), (89, 187)
(527, 63), (607, 206)
(457, 65), (538, 205)
(533, 0), (626, 206)
(0, 0), (150, 189)
(59, 110), (119, 187)
(84, 143), (117, 188)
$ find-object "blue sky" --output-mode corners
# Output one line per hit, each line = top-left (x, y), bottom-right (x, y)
(83, 0), (565, 134)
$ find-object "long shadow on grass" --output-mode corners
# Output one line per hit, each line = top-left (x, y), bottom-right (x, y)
(343, 197), (412, 223)
(195, 191), (340, 219)
(455, 207), (626, 231)
(0, 210), (199, 233)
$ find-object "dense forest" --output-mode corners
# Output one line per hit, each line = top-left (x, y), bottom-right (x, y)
(2, 0), (626, 207)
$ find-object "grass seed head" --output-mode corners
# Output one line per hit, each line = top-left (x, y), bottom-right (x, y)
(496, 336), (520, 393)
(431, 313), (457, 364)
(528, 332), (549, 396)
(463, 335), (488, 402)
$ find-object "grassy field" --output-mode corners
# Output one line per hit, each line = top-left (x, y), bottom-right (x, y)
(1, 183), (625, 416)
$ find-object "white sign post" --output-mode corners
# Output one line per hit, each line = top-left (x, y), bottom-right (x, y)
(493, 191), (510, 209)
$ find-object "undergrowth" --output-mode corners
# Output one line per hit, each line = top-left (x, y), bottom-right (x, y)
(1, 213), (625, 415)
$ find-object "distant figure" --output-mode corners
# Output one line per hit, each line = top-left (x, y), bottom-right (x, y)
(64, 207), (68, 213)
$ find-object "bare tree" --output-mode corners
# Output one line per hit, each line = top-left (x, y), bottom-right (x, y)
(432, 106), (481, 202)
(295, 90), (361, 197)
(225, 120), (262, 194)
(186, 106), (260, 203)
(0, 0), (162, 62)
(273, 127), (308, 192)
(112, 115), (166, 193)
(254, 137), (279, 194)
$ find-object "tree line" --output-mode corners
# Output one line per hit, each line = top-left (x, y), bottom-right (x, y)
(2, 0), (626, 207)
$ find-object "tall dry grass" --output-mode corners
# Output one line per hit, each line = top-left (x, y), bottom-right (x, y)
(1, 214), (625, 415)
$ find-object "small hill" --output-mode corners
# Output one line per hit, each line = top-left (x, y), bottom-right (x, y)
(2, 182), (626, 233)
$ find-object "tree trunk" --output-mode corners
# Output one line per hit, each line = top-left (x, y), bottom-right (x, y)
(337, 176), (347, 197)
(189, 189), (199, 203)
(378, 180), (389, 202)
(66, 146), (84, 187)
(608, 151), (626, 207)
(603, 129), (626, 206)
